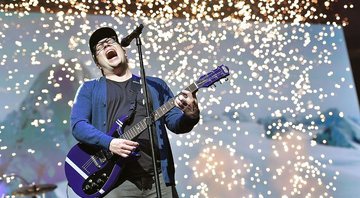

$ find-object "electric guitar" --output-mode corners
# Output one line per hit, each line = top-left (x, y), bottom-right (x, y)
(65, 65), (230, 197)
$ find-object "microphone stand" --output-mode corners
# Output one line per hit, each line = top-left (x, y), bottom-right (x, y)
(135, 36), (162, 198)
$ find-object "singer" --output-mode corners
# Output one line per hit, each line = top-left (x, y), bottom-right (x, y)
(70, 26), (200, 197)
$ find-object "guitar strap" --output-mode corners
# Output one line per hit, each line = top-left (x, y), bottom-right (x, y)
(126, 75), (140, 119)
(127, 75), (154, 121)
(128, 75), (159, 158)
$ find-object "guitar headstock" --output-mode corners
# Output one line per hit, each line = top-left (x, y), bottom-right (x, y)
(196, 65), (230, 88)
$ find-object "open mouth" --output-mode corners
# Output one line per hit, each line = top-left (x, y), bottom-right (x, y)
(106, 49), (118, 60)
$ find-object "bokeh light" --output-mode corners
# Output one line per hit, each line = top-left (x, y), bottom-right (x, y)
(0, 0), (359, 197)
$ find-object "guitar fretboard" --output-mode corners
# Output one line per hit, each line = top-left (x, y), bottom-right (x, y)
(120, 82), (199, 140)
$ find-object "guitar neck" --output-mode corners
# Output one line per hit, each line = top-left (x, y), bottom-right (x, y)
(120, 82), (199, 140)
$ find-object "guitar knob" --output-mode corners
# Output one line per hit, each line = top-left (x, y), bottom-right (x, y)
(102, 173), (107, 178)
(91, 182), (98, 188)
(84, 185), (91, 190)
(97, 178), (104, 184)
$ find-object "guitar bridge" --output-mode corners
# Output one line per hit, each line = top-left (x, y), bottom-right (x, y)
(90, 156), (101, 168)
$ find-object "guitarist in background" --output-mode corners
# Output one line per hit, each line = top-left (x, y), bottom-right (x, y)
(70, 26), (200, 197)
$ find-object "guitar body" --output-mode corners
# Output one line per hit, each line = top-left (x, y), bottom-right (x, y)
(65, 145), (122, 197)
(65, 115), (133, 198)
(65, 65), (230, 197)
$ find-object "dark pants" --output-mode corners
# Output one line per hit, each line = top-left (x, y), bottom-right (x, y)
(104, 173), (179, 198)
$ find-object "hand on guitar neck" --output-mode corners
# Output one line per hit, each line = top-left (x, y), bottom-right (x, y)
(175, 90), (200, 120)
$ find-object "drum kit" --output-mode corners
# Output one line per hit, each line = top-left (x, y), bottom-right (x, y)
(1, 174), (57, 197)
(12, 183), (57, 197)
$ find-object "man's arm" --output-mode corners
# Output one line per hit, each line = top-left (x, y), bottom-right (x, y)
(70, 82), (113, 149)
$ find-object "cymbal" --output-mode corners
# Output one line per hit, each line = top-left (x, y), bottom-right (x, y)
(12, 183), (57, 196)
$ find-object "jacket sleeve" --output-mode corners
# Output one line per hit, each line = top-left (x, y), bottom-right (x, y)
(70, 82), (113, 149)
(160, 79), (200, 134)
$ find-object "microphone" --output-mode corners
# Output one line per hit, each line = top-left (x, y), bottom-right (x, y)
(121, 24), (144, 47)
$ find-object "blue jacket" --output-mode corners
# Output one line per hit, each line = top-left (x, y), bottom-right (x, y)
(70, 75), (199, 185)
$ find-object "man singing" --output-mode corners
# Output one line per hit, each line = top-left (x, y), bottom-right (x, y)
(70, 26), (200, 197)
